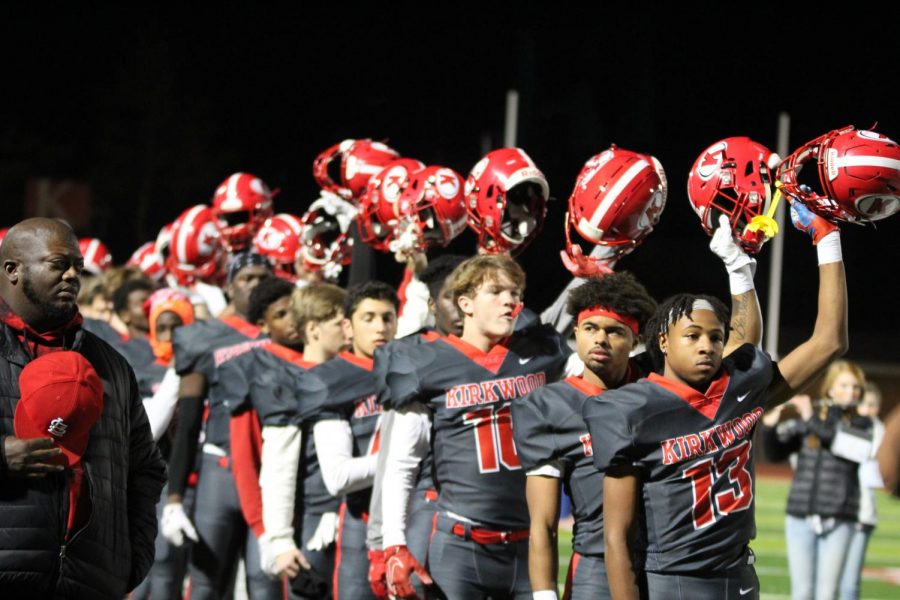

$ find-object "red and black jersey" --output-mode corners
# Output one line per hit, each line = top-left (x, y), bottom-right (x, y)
(378, 323), (570, 530)
(172, 315), (269, 450)
(583, 344), (783, 573)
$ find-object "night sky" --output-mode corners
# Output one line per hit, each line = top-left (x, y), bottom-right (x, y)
(2, 4), (898, 361)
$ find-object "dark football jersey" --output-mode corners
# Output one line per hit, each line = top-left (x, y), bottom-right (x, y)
(306, 352), (384, 517)
(379, 323), (570, 529)
(222, 344), (341, 515)
(172, 315), (270, 450)
(133, 356), (168, 400)
(513, 376), (607, 556)
(119, 336), (156, 372)
(583, 344), (778, 573)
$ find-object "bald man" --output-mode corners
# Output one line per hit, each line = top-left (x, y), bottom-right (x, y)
(0, 218), (166, 599)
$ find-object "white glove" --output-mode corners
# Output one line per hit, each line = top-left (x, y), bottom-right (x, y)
(305, 511), (340, 552)
(709, 215), (756, 294)
(161, 502), (199, 547)
(710, 215), (755, 273)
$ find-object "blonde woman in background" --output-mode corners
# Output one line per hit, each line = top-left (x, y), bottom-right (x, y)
(762, 361), (875, 600)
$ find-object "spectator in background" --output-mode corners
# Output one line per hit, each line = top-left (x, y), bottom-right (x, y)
(838, 382), (886, 600)
(762, 360), (875, 600)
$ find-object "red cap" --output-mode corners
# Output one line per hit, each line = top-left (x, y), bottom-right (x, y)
(14, 351), (104, 467)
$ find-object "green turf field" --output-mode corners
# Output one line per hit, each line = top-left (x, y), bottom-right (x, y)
(557, 477), (900, 599)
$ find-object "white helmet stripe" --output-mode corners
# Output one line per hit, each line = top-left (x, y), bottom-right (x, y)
(226, 173), (241, 199)
(833, 156), (900, 171)
(588, 160), (650, 229)
(176, 205), (205, 262)
(84, 238), (100, 264)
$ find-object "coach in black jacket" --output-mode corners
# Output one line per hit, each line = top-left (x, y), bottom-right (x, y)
(0, 218), (166, 599)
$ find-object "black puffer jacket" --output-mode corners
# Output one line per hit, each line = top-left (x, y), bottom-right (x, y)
(762, 404), (873, 521)
(0, 323), (166, 599)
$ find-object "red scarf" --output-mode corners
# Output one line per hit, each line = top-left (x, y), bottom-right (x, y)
(0, 296), (84, 357)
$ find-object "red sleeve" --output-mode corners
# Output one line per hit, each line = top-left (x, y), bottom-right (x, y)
(396, 267), (414, 313)
(229, 409), (265, 538)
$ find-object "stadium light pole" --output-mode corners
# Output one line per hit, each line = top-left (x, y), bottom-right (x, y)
(766, 112), (790, 360)
(504, 90), (519, 148)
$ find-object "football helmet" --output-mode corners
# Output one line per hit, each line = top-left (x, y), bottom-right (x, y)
(356, 159), (426, 252)
(563, 146), (667, 274)
(393, 165), (468, 252)
(166, 204), (227, 285)
(464, 148), (549, 255)
(687, 137), (780, 254)
(254, 213), (305, 282)
(313, 139), (401, 201)
(211, 172), (275, 252)
(0, 227), (9, 247)
(126, 241), (166, 282)
(299, 192), (356, 281)
(78, 238), (113, 275)
(777, 125), (900, 223)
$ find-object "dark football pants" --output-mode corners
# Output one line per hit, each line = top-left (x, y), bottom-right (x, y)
(132, 483), (194, 600)
(427, 527), (531, 599)
(563, 552), (612, 600)
(645, 565), (759, 600)
(188, 452), (284, 600)
(288, 511), (336, 600)
(333, 502), (377, 600)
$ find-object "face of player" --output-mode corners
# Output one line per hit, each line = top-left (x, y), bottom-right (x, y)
(432, 276), (463, 337)
(574, 315), (636, 388)
(154, 310), (184, 343)
(828, 371), (864, 407)
(660, 310), (725, 389)
(260, 295), (303, 349)
(345, 298), (397, 359)
(309, 312), (348, 359)
(228, 265), (271, 318)
(121, 288), (152, 334)
(458, 271), (522, 343)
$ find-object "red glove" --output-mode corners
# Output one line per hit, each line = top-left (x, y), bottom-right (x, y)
(385, 544), (432, 599)
(789, 197), (838, 245)
(367, 549), (388, 600)
(560, 244), (615, 279)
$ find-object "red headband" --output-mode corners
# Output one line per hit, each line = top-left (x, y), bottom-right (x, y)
(577, 306), (639, 335)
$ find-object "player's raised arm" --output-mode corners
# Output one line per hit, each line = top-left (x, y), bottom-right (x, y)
(708, 215), (763, 354)
(769, 202), (848, 406)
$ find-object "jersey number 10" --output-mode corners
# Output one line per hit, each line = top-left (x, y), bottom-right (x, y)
(463, 403), (522, 473)
(682, 440), (753, 530)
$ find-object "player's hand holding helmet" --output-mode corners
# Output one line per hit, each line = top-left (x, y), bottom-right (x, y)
(384, 544), (432, 599)
(465, 148), (549, 255)
(562, 145), (667, 277)
(788, 194), (838, 245)
(299, 191), (356, 280)
(777, 125), (900, 223)
(688, 137), (780, 254)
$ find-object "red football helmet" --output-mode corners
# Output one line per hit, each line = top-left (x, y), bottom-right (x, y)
(687, 137), (779, 254)
(464, 148), (549, 255)
(126, 241), (166, 282)
(393, 165), (467, 252)
(564, 146), (667, 271)
(0, 227), (9, 247)
(356, 159), (426, 252)
(313, 139), (401, 201)
(211, 172), (276, 252)
(78, 238), (113, 275)
(777, 125), (900, 223)
(166, 204), (227, 285)
(254, 213), (305, 282)
(299, 192), (356, 281)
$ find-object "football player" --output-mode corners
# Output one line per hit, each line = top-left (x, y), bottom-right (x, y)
(514, 217), (762, 600)
(161, 252), (281, 599)
(377, 254), (570, 599)
(584, 202), (849, 600)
